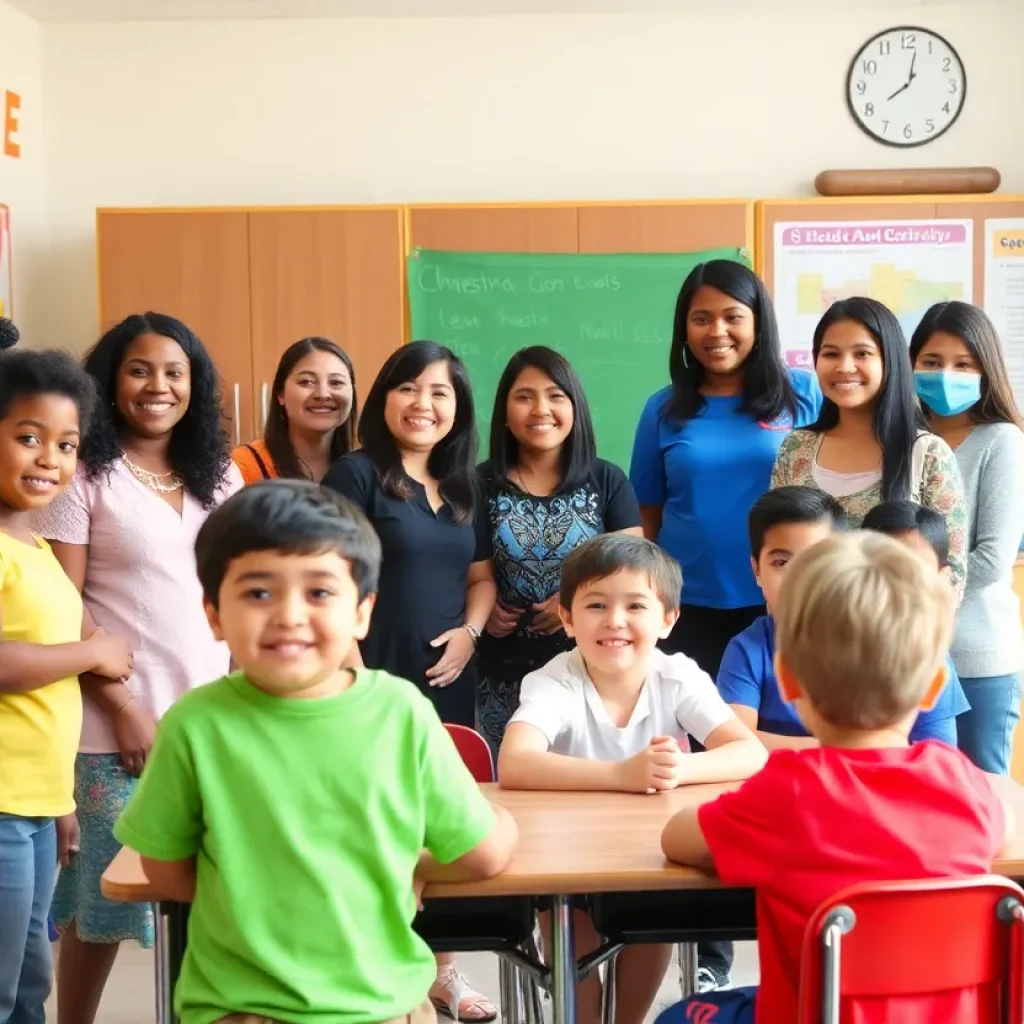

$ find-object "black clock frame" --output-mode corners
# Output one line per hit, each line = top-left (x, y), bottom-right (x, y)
(845, 25), (967, 149)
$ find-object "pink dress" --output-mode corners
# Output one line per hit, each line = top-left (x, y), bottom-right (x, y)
(34, 460), (242, 752)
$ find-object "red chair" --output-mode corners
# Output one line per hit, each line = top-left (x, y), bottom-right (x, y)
(798, 875), (1024, 1024)
(445, 723), (495, 784)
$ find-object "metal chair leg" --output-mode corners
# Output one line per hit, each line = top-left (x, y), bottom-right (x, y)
(601, 950), (619, 1024)
(499, 957), (515, 1024)
(678, 942), (699, 999)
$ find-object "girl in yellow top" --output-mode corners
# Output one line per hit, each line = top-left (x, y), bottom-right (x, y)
(232, 338), (357, 485)
(0, 350), (133, 1024)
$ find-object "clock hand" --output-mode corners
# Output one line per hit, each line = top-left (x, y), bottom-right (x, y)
(887, 53), (918, 101)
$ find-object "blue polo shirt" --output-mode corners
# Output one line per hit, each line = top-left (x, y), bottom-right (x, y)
(717, 615), (970, 745)
(629, 372), (820, 610)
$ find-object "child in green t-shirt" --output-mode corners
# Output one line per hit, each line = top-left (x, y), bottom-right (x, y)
(115, 480), (518, 1024)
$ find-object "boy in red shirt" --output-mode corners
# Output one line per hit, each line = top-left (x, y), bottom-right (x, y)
(659, 531), (1015, 1024)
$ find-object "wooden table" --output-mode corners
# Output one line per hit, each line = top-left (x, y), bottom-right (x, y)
(101, 779), (1024, 1024)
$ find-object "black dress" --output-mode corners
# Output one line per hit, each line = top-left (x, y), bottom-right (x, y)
(322, 450), (492, 726)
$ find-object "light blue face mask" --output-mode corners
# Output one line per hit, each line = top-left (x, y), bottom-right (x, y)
(914, 370), (982, 417)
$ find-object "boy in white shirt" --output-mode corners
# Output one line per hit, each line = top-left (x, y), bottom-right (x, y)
(499, 534), (765, 1024)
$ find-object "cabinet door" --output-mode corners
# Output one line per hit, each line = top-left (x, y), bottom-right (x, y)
(247, 208), (405, 436)
(97, 211), (255, 445)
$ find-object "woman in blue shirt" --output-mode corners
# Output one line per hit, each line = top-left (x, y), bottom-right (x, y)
(630, 260), (819, 991)
(630, 260), (821, 679)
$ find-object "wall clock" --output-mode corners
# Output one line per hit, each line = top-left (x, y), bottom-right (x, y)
(846, 27), (966, 147)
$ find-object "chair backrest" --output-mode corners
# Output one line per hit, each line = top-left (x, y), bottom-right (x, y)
(444, 723), (495, 783)
(798, 875), (1024, 1024)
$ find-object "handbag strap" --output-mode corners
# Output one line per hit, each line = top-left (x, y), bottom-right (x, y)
(245, 444), (272, 481)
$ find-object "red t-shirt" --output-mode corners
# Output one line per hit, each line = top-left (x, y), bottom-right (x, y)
(698, 742), (1005, 1024)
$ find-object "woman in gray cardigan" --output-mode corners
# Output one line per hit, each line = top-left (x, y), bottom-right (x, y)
(911, 301), (1024, 774)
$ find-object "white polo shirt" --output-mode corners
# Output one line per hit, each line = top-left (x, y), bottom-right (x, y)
(508, 648), (734, 762)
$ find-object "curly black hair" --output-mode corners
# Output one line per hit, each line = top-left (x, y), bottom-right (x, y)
(0, 348), (97, 431)
(79, 312), (231, 509)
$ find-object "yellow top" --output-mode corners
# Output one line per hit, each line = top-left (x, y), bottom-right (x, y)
(0, 530), (83, 817)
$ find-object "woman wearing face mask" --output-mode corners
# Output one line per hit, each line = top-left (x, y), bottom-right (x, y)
(477, 346), (642, 756)
(233, 337), (356, 484)
(771, 296), (968, 595)
(910, 301), (1024, 774)
(322, 340), (498, 1022)
(34, 313), (240, 1024)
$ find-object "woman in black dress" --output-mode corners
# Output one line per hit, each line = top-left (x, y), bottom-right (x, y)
(322, 340), (498, 1022)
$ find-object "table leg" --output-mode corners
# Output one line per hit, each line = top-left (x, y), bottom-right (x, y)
(550, 895), (577, 1024)
(677, 942), (698, 999)
(154, 905), (172, 1024)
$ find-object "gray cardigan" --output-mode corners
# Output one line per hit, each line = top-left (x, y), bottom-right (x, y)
(952, 422), (1024, 678)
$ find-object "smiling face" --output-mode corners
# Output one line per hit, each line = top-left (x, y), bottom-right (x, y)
(685, 285), (757, 379)
(815, 319), (884, 411)
(115, 332), (191, 441)
(0, 393), (81, 513)
(277, 350), (354, 438)
(560, 569), (677, 683)
(505, 366), (574, 457)
(383, 360), (457, 453)
(206, 549), (374, 699)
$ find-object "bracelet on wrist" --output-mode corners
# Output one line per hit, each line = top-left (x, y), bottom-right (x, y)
(462, 622), (481, 647)
(116, 694), (135, 714)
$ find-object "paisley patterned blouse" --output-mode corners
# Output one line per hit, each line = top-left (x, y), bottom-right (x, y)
(770, 429), (968, 598)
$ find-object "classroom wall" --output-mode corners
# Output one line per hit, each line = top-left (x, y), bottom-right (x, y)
(39, 3), (1024, 347)
(0, 0), (47, 343)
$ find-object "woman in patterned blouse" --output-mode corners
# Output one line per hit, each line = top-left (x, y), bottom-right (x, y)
(771, 297), (968, 596)
(476, 346), (642, 755)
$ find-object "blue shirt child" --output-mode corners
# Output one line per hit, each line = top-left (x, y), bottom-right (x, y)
(718, 614), (970, 745)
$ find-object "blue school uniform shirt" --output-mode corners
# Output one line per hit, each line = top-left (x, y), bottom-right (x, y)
(629, 371), (821, 610)
(717, 615), (970, 745)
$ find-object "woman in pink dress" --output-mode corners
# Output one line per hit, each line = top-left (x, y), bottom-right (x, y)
(35, 312), (241, 1024)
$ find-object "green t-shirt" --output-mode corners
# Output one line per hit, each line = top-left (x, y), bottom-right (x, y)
(115, 670), (496, 1024)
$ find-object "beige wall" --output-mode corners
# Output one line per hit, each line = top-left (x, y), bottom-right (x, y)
(4, 3), (1019, 347)
(0, 0), (47, 344)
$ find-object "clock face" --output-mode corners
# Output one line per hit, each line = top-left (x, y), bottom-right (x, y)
(846, 27), (966, 147)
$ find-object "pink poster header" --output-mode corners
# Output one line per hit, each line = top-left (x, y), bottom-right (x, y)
(780, 223), (968, 247)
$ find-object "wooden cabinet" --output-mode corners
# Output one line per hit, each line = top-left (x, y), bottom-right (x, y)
(96, 207), (405, 447)
(247, 209), (404, 436)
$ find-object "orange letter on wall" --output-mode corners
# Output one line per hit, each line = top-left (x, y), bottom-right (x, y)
(5, 91), (21, 158)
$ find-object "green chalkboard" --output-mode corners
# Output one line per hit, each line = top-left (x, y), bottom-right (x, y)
(407, 247), (750, 471)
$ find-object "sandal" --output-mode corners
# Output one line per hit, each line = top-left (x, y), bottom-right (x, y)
(429, 965), (498, 1022)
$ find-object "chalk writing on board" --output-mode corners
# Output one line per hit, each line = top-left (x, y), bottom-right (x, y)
(407, 247), (750, 470)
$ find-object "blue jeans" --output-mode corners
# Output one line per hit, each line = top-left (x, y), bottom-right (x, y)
(0, 815), (57, 1024)
(957, 672), (1024, 775)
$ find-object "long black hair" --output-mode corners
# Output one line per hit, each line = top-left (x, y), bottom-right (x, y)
(664, 260), (797, 423)
(489, 346), (596, 492)
(79, 312), (231, 509)
(357, 340), (477, 522)
(909, 301), (1024, 429)
(264, 337), (357, 480)
(810, 297), (926, 501)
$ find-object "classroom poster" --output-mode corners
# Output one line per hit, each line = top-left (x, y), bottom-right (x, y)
(773, 220), (973, 367)
(984, 219), (1024, 411)
(0, 206), (12, 319)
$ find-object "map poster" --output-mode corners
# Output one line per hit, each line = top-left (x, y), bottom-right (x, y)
(983, 219), (1024, 411)
(773, 220), (973, 368)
